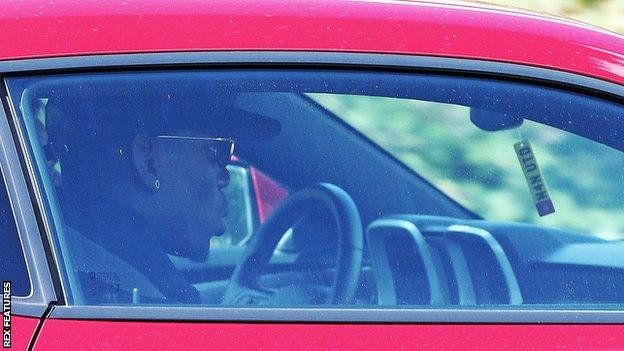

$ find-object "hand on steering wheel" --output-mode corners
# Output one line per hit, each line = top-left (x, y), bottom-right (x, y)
(222, 183), (363, 305)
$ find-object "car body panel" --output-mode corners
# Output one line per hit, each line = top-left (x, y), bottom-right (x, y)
(32, 318), (624, 350)
(250, 167), (288, 223)
(2, 1), (624, 350)
(10, 315), (39, 350)
(1, 0), (623, 85)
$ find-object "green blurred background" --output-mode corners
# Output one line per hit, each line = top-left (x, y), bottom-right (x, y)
(488, 0), (624, 34)
(309, 93), (624, 241)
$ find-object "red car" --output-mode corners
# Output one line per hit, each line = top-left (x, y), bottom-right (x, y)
(2, 0), (624, 349)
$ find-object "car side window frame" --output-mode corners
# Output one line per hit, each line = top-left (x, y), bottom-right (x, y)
(1, 51), (624, 323)
(0, 163), (31, 297)
(0, 90), (56, 317)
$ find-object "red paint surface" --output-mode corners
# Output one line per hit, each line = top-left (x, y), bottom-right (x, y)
(33, 319), (624, 350)
(4, 1), (623, 349)
(10, 315), (40, 351)
(1, 0), (623, 85)
(250, 167), (288, 222)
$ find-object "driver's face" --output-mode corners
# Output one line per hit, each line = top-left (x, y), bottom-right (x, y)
(153, 134), (231, 261)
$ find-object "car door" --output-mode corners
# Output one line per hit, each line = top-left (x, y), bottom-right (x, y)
(3, 52), (624, 350)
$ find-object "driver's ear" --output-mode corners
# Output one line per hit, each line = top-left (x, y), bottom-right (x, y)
(132, 135), (160, 191)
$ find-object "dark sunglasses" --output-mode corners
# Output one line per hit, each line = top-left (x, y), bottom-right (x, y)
(157, 135), (236, 168)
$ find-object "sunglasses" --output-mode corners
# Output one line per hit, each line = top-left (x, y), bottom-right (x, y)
(157, 135), (236, 168)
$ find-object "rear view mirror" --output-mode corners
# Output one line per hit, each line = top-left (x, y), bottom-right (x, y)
(470, 108), (523, 131)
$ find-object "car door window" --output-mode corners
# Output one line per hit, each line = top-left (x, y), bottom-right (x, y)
(0, 166), (31, 297)
(6, 69), (624, 309)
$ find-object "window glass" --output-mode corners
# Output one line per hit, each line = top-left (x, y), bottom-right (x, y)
(0, 167), (31, 296)
(214, 164), (288, 248)
(6, 70), (624, 309)
(308, 95), (624, 240)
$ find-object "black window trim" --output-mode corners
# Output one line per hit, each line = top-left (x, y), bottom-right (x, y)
(1, 51), (623, 323)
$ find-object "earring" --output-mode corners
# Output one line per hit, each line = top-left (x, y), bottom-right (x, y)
(154, 179), (160, 189)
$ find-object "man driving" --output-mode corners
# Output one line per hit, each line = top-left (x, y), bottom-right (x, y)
(44, 84), (278, 305)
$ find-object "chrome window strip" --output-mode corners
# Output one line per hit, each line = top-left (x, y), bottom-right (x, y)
(0, 51), (622, 99)
(49, 305), (624, 323)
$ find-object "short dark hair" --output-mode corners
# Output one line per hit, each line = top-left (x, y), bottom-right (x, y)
(45, 88), (280, 162)
(44, 86), (280, 188)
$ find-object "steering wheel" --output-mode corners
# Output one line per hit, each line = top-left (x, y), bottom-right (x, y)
(222, 183), (363, 305)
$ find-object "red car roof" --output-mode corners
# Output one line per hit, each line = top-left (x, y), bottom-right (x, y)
(2, 0), (623, 85)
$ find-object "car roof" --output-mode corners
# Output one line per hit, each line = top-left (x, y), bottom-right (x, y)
(1, 0), (623, 85)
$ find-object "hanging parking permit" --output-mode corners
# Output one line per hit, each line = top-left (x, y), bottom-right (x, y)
(514, 139), (555, 217)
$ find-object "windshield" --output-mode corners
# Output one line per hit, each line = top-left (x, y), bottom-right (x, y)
(308, 94), (624, 240)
